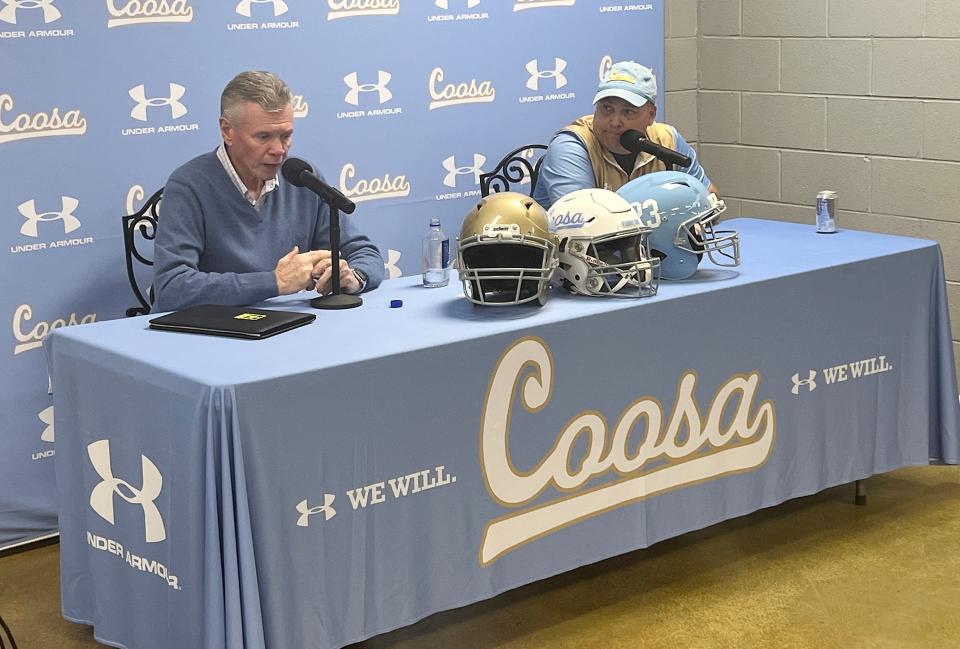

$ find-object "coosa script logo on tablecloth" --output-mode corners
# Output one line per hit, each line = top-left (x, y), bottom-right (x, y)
(478, 337), (776, 565)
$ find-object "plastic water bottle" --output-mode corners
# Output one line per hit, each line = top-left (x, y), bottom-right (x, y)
(421, 218), (450, 287)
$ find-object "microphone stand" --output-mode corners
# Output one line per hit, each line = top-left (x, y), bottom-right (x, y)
(310, 202), (362, 310)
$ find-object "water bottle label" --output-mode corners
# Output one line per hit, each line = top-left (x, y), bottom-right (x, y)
(442, 238), (449, 269)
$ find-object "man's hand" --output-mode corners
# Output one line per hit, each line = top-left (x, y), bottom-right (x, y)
(310, 251), (361, 295)
(275, 246), (326, 295)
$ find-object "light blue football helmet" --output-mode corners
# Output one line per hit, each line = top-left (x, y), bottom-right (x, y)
(617, 171), (740, 280)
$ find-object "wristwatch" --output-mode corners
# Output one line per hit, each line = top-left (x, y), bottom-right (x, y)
(351, 269), (367, 294)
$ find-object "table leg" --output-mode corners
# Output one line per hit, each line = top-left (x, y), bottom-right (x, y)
(854, 479), (867, 506)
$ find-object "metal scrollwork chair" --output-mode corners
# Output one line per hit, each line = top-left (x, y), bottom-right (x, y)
(479, 144), (547, 198)
(122, 187), (163, 316)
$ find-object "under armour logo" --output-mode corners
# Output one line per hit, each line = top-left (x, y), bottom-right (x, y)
(442, 153), (485, 188)
(343, 71), (392, 106)
(791, 370), (817, 395)
(18, 196), (80, 238)
(129, 83), (187, 122)
(384, 248), (402, 279)
(0, 0), (61, 24)
(435, 0), (480, 8)
(296, 494), (336, 526)
(87, 439), (166, 543)
(38, 405), (54, 443)
(526, 58), (567, 91)
(235, 0), (287, 17)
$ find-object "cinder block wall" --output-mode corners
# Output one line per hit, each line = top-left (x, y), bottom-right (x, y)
(665, 0), (699, 143)
(664, 0), (960, 378)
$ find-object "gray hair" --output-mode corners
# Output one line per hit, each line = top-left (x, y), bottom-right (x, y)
(220, 71), (292, 123)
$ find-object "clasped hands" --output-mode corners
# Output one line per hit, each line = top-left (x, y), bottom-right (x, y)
(274, 246), (360, 296)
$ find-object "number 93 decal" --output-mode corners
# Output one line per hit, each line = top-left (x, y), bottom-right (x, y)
(630, 199), (662, 228)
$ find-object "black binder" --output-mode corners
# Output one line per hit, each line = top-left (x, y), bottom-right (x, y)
(148, 304), (316, 339)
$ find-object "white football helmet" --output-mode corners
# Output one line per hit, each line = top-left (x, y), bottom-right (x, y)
(547, 189), (659, 297)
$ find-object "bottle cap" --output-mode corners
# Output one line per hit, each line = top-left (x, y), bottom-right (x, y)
(389, 299), (403, 308)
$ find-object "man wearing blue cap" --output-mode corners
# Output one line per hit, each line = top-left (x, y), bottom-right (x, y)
(534, 61), (715, 210)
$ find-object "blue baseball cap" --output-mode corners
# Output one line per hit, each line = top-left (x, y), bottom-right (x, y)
(593, 61), (657, 107)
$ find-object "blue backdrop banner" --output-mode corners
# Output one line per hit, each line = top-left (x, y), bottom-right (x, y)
(0, 1), (665, 548)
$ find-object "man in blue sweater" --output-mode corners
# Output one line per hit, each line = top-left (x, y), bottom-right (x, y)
(152, 70), (384, 312)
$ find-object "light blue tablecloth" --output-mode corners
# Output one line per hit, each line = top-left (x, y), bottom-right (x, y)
(49, 218), (960, 649)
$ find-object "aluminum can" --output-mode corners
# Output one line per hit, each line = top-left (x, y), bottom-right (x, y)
(816, 190), (838, 233)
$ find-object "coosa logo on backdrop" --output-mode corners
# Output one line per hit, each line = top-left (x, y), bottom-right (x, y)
(12, 304), (96, 355)
(339, 163), (410, 203)
(292, 93), (309, 118)
(11, 195), (95, 253)
(228, 0), (298, 31)
(338, 70), (402, 120)
(327, 0), (399, 21)
(428, 0), (487, 22)
(478, 337), (776, 566)
(513, 0), (575, 11)
(0, 0), (74, 38)
(598, 54), (613, 81)
(599, 3), (653, 13)
(106, 0), (194, 28)
(519, 58), (575, 104)
(121, 83), (199, 136)
(86, 439), (182, 590)
(436, 153), (485, 201)
(0, 94), (86, 144)
(428, 67), (495, 110)
(126, 184), (149, 214)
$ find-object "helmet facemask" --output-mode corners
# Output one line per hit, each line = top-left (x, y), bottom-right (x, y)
(458, 229), (557, 305)
(675, 195), (740, 267)
(560, 230), (660, 297)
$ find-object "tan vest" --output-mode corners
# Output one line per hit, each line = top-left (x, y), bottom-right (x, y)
(563, 116), (678, 193)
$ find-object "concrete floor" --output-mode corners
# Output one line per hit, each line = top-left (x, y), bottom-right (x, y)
(1, 465), (958, 649)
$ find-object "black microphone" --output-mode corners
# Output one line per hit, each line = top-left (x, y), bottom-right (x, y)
(619, 130), (692, 169)
(281, 157), (356, 215)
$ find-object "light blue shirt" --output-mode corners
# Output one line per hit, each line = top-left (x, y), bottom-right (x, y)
(533, 124), (710, 210)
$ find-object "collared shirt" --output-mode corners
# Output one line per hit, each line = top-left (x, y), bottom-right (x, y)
(216, 144), (279, 211)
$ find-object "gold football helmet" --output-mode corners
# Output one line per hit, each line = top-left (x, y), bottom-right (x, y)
(457, 192), (558, 306)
